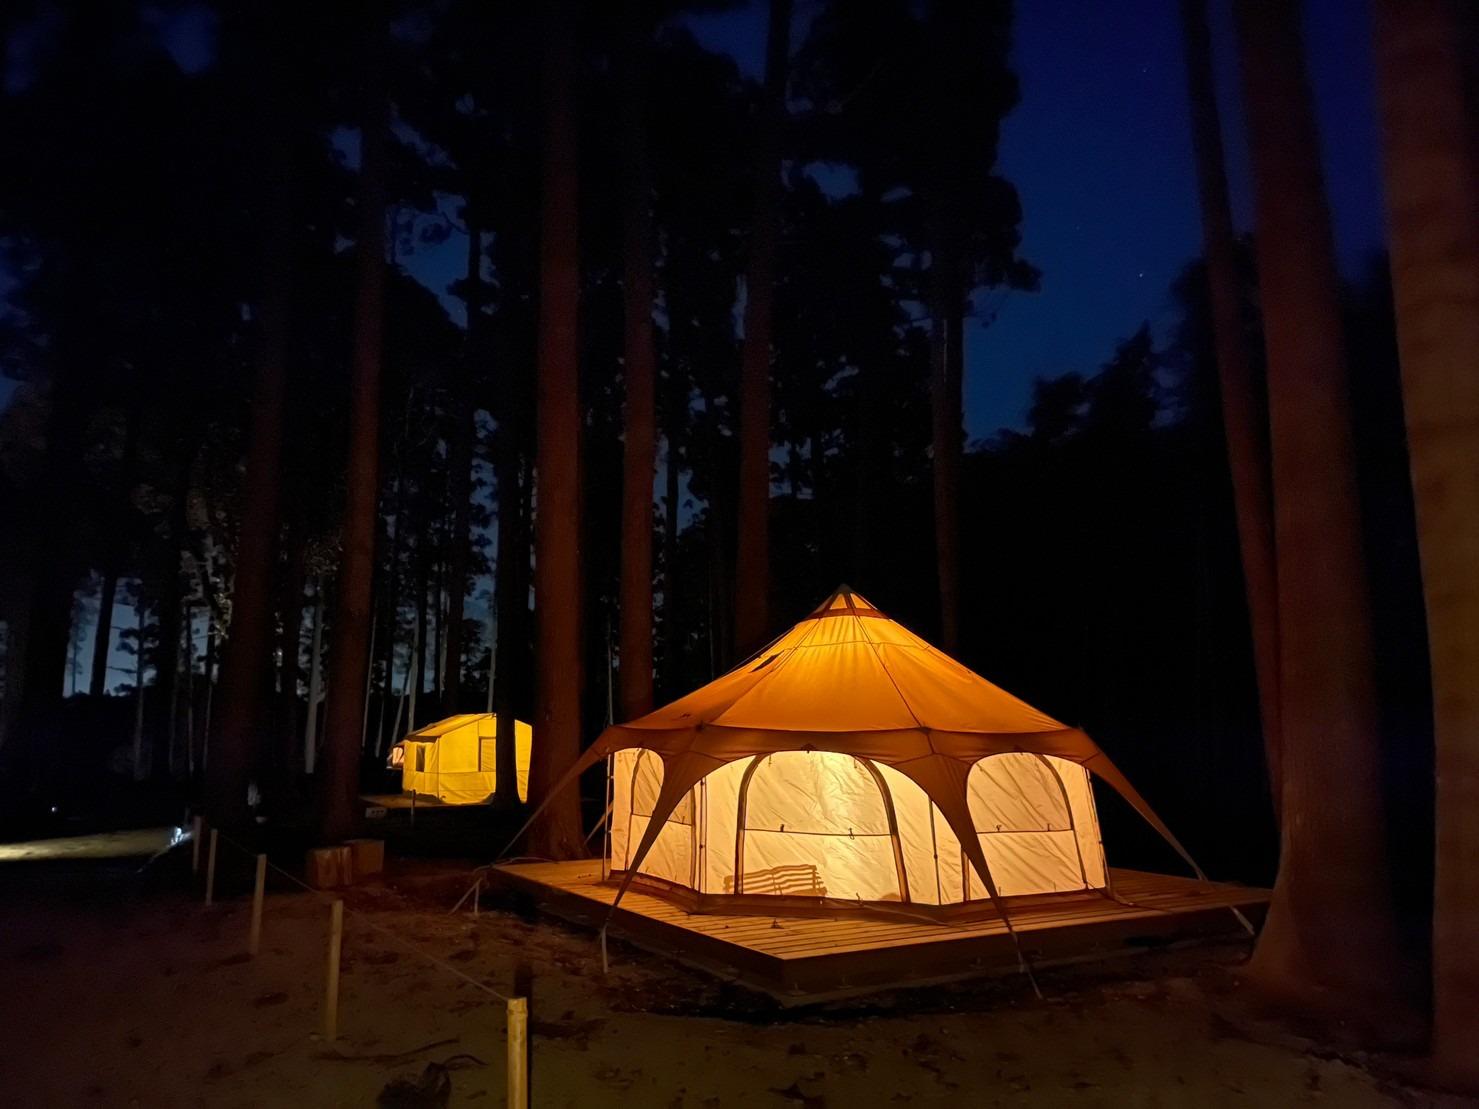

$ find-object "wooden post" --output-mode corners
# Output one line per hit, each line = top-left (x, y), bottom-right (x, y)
(204, 827), (218, 906)
(191, 815), (203, 873)
(248, 854), (267, 955)
(506, 996), (528, 1109)
(324, 899), (343, 1041)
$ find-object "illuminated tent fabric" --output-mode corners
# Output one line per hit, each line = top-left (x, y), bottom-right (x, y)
(396, 713), (531, 804)
(543, 587), (1205, 922)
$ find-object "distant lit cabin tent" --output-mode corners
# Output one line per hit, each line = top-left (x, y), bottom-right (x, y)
(543, 587), (1210, 920)
(391, 714), (532, 805)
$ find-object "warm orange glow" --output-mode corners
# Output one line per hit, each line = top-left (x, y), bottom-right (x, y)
(396, 714), (531, 803)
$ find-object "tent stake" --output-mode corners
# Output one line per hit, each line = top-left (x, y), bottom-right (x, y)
(204, 828), (218, 906)
(248, 854), (267, 955)
(506, 996), (529, 1108)
(324, 899), (343, 1041)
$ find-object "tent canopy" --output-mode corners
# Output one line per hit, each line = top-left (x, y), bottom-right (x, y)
(397, 713), (531, 804)
(545, 587), (1203, 920)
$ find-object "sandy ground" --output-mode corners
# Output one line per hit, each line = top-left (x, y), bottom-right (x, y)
(0, 843), (1467, 1109)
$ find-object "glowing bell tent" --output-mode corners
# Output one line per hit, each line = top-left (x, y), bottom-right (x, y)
(543, 587), (1208, 921)
(393, 713), (532, 804)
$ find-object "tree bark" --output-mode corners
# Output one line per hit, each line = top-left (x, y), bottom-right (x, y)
(929, 295), (964, 653)
(1233, 0), (1410, 1018)
(272, 535), (307, 800)
(409, 539), (428, 731)
(1179, 0), (1282, 816)
(319, 4), (386, 843)
(303, 576), (325, 775)
(90, 403), (141, 698)
(926, 3), (965, 655)
(492, 440), (524, 806)
(617, 13), (657, 724)
(206, 85), (293, 827)
(1372, 0), (1479, 1085)
(528, 0), (585, 858)
(442, 213), (481, 718)
(733, 0), (791, 657)
(155, 448), (198, 779)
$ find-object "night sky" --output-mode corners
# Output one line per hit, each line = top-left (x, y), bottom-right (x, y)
(679, 0), (1388, 437)
(2, 1), (1392, 692)
(0, 1), (1388, 433)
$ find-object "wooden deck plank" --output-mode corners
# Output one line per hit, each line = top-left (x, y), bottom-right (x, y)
(490, 859), (1270, 1002)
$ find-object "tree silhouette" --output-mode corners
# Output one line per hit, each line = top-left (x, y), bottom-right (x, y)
(528, 0), (586, 860)
(1234, 0), (1411, 1022)
(1372, 0), (1479, 1084)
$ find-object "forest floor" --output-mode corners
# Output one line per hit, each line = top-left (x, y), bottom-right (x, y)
(0, 835), (1469, 1109)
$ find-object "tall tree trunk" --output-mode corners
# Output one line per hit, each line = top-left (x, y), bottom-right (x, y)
(199, 614), (215, 782)
(733, 0), (791, 658)
(410, 542), (428, 730)
(13, 319), (94, 791)
(528, 0), (585, 857)
(430, 551), (445, 706)
(492, 439), (523, 806)
(1234, 0), (1409, 1019)
(925, 1), (967, 656)
(303, 577), (325, 775)
(207, 103), (292, 826)
(90, 403), (141, 698)
(442, 215), (481, 718)
(929, 293), (964, 653)
(660, 397), (684, 697)
(617, 13), (657, 724)
(319, 5), (386, 842)
(374, 415), (411, 752)
(272, 535), (307, 801)
(1179, 0), (1282, 816)
(131, 602), (147, 781)
(1372, 0), (1479, 1084)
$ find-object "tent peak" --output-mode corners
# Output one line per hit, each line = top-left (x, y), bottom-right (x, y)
(809, 584), (883, 618)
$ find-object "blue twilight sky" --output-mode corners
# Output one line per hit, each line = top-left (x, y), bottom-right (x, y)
(678, 0), (1388, 439)
(6, 1), (1390, 693)
(0, 1), (1388, 429)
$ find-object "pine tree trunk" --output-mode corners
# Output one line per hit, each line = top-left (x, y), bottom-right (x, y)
(90, 404), (141, 698)
(1180, 0), (1282, 816)
(207, 137), (291, 826)
(528, 0), (585, 859)
(374, 428), (411, 752)
(617, 15), (657, 724)
(1234, 0), (1410, 1020)
(492, 440), (523, 806)
(319, 5), (386, 843)
(925, 1), (966, 656)
(410, 543), (428, 730)
(927, 238), (963, 654)
(733, 0), (791, 658)
(442, 215), (481, 718)
(303, 577), (325, 775)
(1372, 0), (1479, 1085)
(661, 412), (683, 696)
(430, 551), (445, 706)
(273, 536), (307, 801)
(13, 322), (93, 791)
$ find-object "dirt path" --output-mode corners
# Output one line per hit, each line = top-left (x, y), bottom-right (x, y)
(0, 853), (1462, 1108)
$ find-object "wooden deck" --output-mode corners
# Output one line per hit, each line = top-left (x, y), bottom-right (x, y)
(491, 859), (1271, 1003)
(361, 792), (461, 811)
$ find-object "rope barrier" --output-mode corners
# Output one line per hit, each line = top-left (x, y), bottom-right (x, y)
(208, 827), (513, 1004)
